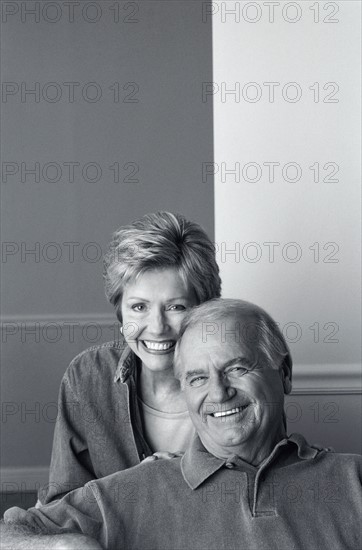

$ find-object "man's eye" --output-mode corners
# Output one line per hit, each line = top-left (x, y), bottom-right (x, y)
(188, 377), (207, 387)
(227, 366), (249, 376)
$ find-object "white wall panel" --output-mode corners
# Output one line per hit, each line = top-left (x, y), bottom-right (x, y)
(212, 1), (361, 451)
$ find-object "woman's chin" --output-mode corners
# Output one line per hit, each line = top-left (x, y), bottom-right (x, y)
(142, 358), (173, 372)
(126, 341), (176, 373)
(139, 355), (175, 373)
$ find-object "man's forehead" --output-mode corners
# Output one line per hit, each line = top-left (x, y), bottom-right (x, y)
(180, 312), (259, 351)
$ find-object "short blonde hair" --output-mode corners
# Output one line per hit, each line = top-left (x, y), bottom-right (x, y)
(103, 212), (221, 320)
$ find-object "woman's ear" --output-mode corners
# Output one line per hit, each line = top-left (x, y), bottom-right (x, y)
(115, 303), (123, 325)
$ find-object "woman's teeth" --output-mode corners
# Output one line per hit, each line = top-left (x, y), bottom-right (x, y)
(212, 405), (248, 418)
(143, 341), (175, 351)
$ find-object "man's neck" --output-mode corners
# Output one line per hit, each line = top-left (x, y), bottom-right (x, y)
(201, 425), (287, 467)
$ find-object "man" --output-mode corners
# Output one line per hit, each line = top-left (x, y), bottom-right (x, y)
(2, 299), (361, 549)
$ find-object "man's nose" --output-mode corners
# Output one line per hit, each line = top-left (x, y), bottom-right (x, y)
(207, 374), (235, 403)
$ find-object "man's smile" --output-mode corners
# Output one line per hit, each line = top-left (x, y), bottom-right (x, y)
(210, 405), (249, 418)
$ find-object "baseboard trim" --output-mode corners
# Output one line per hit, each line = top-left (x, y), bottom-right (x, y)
(1, 467), (49, 491)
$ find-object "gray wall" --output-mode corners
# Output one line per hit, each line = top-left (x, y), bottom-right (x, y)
(1, 1), (214, 473)
(284, 394), (361, 455)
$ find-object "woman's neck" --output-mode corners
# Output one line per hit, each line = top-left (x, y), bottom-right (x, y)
(138, 364), (187, 413)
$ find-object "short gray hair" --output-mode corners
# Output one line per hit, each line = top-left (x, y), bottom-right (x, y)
(103, 212), (221, 321)
(174, 298), (292, 383)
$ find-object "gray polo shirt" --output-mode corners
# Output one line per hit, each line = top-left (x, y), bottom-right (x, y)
(6, 434), (362, 549)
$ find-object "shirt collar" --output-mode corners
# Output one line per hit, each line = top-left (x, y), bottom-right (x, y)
(114, 345), (139, 383)
(287, 432), (319, 459)
(181, 435), (225, 490)
(181, 432), (318, 490)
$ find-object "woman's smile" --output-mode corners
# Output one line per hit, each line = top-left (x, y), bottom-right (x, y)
(141, 340), (176, 353)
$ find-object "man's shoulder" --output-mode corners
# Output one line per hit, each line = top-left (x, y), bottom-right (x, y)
(311, 447), (362, 480)
(90, 456), (184, 493)
(318, 449), (362, 464)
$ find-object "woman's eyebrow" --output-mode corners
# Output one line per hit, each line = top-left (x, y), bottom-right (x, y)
(127, 296), (189, 301)
(125, 297), (150, 302)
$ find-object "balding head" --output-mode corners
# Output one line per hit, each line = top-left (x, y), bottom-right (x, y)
(174, 298), (292, 393)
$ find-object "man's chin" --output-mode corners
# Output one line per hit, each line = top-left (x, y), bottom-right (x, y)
(199, 430), (251, 456)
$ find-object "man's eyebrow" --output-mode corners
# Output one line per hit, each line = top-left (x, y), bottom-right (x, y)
(185, 369), (206, 379)
(222, 356), (254, 369)
(185, 357), (254, 379)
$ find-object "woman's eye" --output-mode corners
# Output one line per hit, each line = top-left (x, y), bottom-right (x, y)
(131, 304), (146, 312)
(167, 304), (186, 311)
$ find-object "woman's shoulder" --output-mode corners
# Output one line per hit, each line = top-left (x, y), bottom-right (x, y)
(63, 340), (129, 390)
(71, 339), (127, 365)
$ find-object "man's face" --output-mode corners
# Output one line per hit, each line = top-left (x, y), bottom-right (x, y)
(179, 314), (286, 460)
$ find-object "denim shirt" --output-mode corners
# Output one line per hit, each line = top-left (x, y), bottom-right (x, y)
(38, 340), (153, 504)
(10, 434), (362, 550)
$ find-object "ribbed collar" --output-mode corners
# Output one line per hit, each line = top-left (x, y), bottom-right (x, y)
(181, 433), (319, 490)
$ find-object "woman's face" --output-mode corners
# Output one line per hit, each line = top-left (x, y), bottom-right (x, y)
(120, 267), (198, 372)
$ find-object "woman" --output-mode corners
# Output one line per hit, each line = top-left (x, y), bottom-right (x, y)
(39, 211), (221, 504)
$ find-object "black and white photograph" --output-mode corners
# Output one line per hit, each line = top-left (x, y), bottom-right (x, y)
(1, 1), (361, 548)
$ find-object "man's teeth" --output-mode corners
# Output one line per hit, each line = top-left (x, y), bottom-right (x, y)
(213, 406), (247, 418)
(143, 341), (175, 351)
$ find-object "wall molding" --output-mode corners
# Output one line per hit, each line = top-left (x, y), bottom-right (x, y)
(1, 314), (360, 394)
(0, 313), (117, 327)
(291, 363), (361, 395)
(1, 467), (49, 491)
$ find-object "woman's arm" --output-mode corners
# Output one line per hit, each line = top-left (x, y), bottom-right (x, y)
(38, 372), (95, 504)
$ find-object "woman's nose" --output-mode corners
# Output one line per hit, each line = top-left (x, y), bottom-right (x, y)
(148, 309), (169, 334)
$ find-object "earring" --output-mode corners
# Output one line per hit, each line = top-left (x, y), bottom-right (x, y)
(120, 326), (123, 334)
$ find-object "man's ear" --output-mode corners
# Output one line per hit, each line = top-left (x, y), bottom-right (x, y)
(281, 354), (292, 395)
